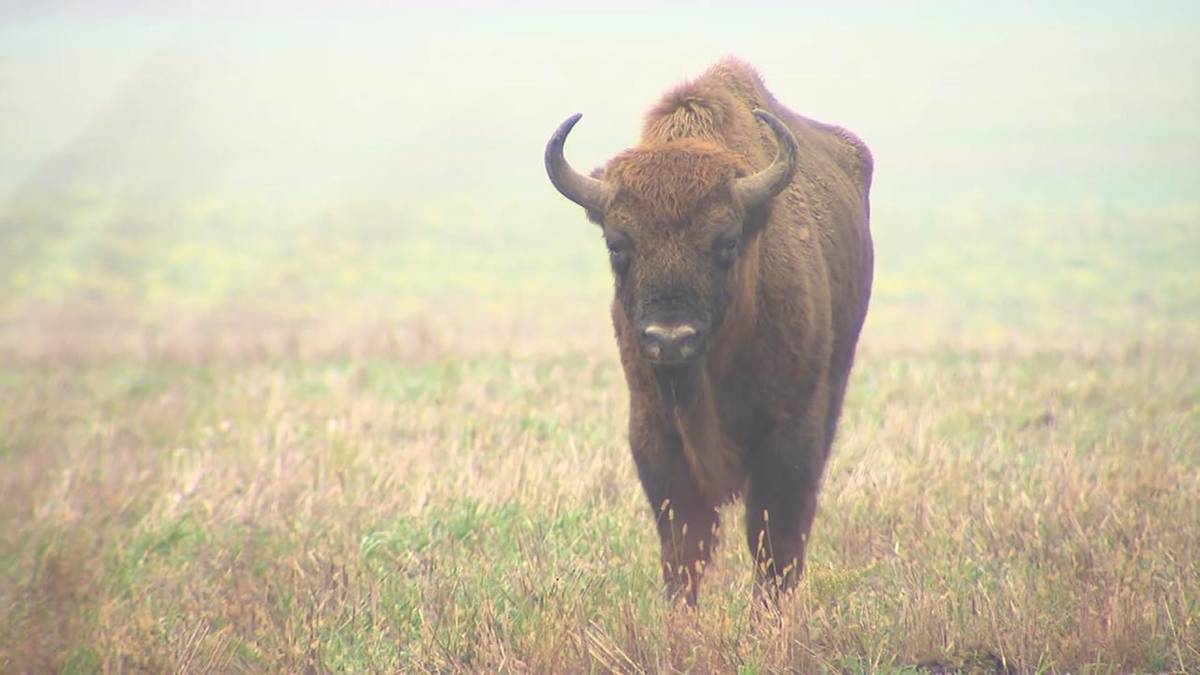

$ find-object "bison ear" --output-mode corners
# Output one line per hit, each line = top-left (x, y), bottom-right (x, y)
(584, 166), (608, 226)
(741, 195), (772, 238)
(733, 165), (771, 238)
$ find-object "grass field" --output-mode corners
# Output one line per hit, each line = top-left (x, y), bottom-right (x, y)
(2, 195), (1199, 672)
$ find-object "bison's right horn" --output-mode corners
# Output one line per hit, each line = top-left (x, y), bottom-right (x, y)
(734, 109), (799, 209)
(545, 113), (614, 213)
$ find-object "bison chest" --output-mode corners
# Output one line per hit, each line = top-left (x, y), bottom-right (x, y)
(668, 368), (767, 504)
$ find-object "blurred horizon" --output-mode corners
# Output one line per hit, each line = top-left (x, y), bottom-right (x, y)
(1, 3), (1197, 359)
(3, 2), (1197, 207)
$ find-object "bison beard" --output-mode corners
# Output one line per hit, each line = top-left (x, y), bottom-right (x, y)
(545, 57), (874, 605)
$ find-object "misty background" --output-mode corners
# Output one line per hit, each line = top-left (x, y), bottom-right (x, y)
(1, 2), (1198, 358)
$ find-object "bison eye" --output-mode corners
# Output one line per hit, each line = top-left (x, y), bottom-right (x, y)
(606, 240), (631, 276)
(714, 235), (739, 268)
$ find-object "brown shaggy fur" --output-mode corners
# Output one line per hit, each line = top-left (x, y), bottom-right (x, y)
(566, 57), (873, 604)
(603, 140), (749, 224)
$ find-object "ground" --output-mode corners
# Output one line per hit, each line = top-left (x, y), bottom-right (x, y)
(1, 194), (1197, 672)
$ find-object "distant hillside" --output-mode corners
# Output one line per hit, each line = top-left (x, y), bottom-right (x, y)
(2, 7), (1194, 216)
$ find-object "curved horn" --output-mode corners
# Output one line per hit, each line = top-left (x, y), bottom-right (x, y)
(545, 113), (614, 212)
(734, 109), (799, 209)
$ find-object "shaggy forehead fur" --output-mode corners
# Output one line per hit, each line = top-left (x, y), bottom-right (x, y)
(604, 140), (748, 225)
(602, 63), (764, 225)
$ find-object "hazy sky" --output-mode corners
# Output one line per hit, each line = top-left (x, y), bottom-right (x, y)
(1, 2), (1197, 205)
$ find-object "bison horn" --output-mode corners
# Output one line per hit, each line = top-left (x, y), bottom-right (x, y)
(734, 109), (799, 209)
(545, 113), (614, 213)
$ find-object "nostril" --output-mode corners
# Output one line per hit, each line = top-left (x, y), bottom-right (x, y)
(643, 324), (697, 343)
(641, 324), (700, 362)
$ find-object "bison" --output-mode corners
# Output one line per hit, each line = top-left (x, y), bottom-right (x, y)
(544, 58), (873, 604)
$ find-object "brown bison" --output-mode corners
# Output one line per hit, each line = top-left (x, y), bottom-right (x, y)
(545, 58), (873, 604)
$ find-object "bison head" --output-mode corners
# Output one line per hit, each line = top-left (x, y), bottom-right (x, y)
(545, 109), (798, 372)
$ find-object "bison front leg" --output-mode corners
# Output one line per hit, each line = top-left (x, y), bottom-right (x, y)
(744, 415), (827, 596)
(632, 432), (719, 606)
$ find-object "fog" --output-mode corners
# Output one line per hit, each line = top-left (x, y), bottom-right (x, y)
(3, 2), (1197, 208)
(1, 2), (1197, 360)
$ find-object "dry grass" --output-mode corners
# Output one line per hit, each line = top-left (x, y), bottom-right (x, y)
(2, 197), (1197, 672)
(2, 337), (1196, 673)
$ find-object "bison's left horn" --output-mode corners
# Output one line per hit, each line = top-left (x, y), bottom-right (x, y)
(545, 113), (614, 213)
(734, 109), (799, 209)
